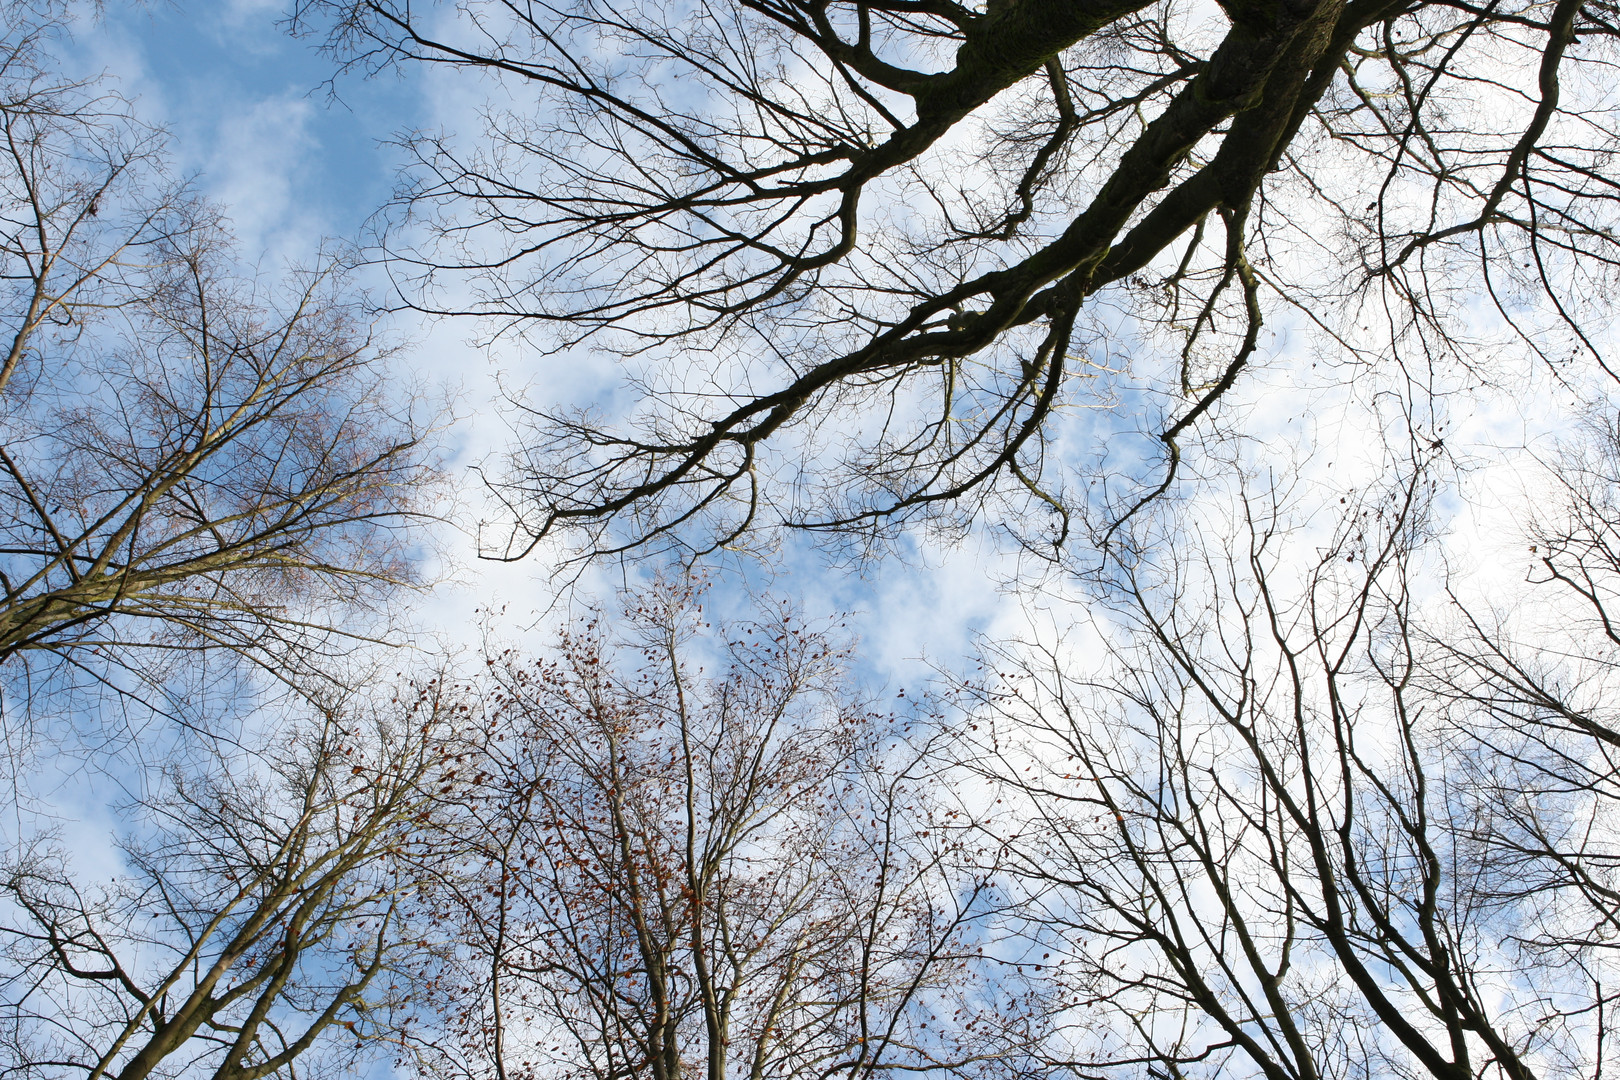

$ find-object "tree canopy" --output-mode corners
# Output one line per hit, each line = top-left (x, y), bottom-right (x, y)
(0, 12), (444, 738)
(9, 7), (1620, 1080)
(308, 0), (1619, 557)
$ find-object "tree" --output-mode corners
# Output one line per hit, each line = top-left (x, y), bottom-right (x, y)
(0, 681), (466, 1080)
(0, 11), (440, 728)
(1418, 410), (1620, 1003)
(301, 0), (1617, 559)
(943, 446), (1620, 1080)
(407, 580), (1031, 1080)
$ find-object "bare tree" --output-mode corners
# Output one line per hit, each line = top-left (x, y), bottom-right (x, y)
(1416, 411), (1620, 999)
(0, 12), (440, 726)
(0, 681), (466, 1080)
(297, 0), (1619, 559)
(408, 579), (1032, 1080)
(942, 447), (1620, 1080)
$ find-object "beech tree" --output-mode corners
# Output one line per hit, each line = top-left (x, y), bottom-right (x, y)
(408, 581), (1030, 1080)
(301, 0), (1619, 558)
(946, 443), (1620, 1080)
(0, 683), (465, 1080)
(0, 11), (440, 725)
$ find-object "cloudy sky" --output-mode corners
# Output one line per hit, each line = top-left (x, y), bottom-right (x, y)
(16, 8), (1618, 1076)
(59, 0), (1045, 688)
(52, 0), (1589, 699)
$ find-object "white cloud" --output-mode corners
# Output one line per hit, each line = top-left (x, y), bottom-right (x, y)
(198, 93), (323, 262)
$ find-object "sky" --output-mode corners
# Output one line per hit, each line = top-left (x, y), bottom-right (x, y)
(59, 0), (1036, 690)
(14, 10), (1051, 1032)
(48, 0), (1595, 701)
(16, 5), (1620, 1076)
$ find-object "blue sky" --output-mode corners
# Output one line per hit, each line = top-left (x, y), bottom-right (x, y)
(61, 0), (1030, 688)
(58, 0), (1574, 694)
(74, 2), (399, 262)
(11, 10), (1617, 1080)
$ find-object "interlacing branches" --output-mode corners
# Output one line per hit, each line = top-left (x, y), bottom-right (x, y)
(300, 0), (1620, 559)
(0, 688), (465, 1080)
(0, 16), (443, 731)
